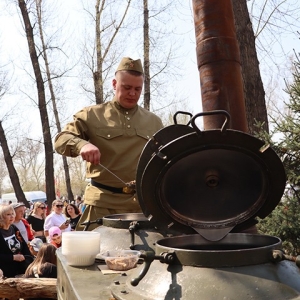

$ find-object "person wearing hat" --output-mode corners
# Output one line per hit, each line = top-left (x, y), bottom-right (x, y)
(48, 226), (62, 248)
(54, 57), (164, 230)
(12, 202), (34, 243)
(28, 237), (44, 257)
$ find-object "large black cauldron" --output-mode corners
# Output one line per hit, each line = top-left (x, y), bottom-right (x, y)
(109, 111), (300, 300)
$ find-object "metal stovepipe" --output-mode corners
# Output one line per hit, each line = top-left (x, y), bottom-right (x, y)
(192, 0), (248, 132)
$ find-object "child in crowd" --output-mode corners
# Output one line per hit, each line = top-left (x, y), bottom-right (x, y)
(49, 226), (62, 248)
(28, 237), (44, 257)
(25, 243), (57, 279)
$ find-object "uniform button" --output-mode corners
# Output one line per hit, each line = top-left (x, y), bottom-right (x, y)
(127, 117), (130, 120)
(107, 134), (111, 137)
(147, 135), (149, 138)
(127, 125), (131, 128)
(125, 111), (129, 115)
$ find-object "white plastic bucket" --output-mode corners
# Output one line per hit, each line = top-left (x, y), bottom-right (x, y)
(62, 231), (100, 266)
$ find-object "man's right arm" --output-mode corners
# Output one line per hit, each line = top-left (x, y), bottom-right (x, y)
(54, 119), (101, 163)
(54, 111), (90, 157)
(54, 131), (89, 157)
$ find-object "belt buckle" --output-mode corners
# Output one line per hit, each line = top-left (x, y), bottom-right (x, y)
(122, 186), (135, 194)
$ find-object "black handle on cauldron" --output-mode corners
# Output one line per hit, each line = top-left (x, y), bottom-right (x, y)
(190, 110), (231, 135)
(173, 111), (193, 126)
(129, 221), (140, 250)
(80, 218), (103, 231)
(131, 251), (175, 287)
(272, 250), (300, 267)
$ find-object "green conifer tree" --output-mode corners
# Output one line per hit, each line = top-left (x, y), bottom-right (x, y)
(257, 52), (300, 255)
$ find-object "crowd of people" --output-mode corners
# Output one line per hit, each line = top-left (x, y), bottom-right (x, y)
(0, 195), (84, 280)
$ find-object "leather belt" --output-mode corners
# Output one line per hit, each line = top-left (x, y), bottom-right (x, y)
(90, 179), (135, 194)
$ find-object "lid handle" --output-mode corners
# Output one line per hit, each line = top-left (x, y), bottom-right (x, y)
(191, 110), (231, 135)
(173, 111), (193, 126)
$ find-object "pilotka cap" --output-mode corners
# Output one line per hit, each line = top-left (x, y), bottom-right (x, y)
(116, 57), (144, 74)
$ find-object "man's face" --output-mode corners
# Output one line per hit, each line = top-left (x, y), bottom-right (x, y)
(14, 206), (25, 221)
(112, 72), (144, 109)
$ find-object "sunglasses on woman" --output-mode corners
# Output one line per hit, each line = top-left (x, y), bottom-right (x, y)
(55, 205), (64, 208)
(39, 206), (46, 209)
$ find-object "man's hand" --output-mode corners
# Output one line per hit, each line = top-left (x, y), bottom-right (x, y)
(80, 143), (101, 165)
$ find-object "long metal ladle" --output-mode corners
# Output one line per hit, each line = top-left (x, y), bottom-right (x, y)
(98, 163), (136, 193)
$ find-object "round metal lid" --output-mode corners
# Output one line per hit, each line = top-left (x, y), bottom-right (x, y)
(136, 112), (286, 241)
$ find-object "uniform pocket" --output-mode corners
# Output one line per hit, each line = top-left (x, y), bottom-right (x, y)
(95, 128), (123, 140)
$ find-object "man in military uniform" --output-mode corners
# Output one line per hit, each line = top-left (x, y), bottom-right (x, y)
(54, 57), (164, 230)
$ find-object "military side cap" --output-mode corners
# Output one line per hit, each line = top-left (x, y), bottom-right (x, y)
(116, 57), (143, 74)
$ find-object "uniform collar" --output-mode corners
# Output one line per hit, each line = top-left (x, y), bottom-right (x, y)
(113, 97), (138, 114)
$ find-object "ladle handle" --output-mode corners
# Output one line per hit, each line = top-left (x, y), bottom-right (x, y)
(190, 110), (231, 135)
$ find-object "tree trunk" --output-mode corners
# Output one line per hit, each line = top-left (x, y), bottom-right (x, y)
(0, 122), (29, 208)
(0, 277), (56, 299)
(18, 0), (56, 206)
(232, 0), (269, 134)
(92, 0), (131, 105)
(35, 0), (74, 202)
(143, 0), (150, 111)
(94, 0), (104, 105)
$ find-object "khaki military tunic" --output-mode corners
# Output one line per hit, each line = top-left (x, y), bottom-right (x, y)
(54, 98), (164, 215)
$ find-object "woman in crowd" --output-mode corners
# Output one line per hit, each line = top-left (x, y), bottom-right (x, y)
(44, 199), (71, 242)
(26, 201), (47, 242)
(0, 204), (34, 278)
(65, 203), (81, 230)
(25, 243), (57, 278)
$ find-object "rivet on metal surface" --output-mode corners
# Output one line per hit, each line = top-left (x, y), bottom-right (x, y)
(156, 150), (167, 160)
(167, 222), (174, 228)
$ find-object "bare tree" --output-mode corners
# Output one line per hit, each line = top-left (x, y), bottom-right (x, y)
(0, 154), (7, 196)
(138, 0), (184, 114)
(18, 0), (55, 205)
(55, 156), (87, 197)
(232, 0), (269, 134)
(143, 0), (150, 110)
(0, 122), (29, 207)
(80, 0), (132, 104)
(0, 42), (29, 205)
(34, 0), (74, 202)
(12, 138), (45, 191)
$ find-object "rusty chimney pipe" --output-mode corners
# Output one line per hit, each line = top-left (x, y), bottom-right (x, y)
(192, 0), (248, 132)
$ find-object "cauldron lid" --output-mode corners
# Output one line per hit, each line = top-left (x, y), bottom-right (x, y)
(136, 111), (286, 241)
